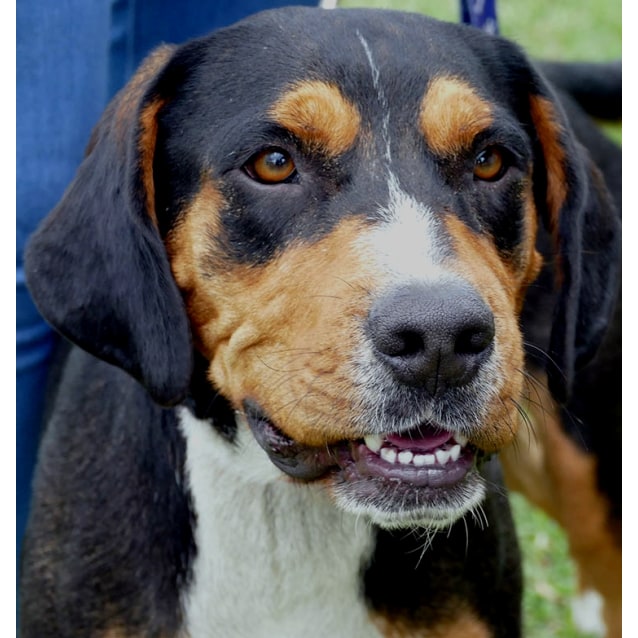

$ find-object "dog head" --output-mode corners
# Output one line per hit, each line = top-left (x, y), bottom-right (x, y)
(25, 8), (620, 529)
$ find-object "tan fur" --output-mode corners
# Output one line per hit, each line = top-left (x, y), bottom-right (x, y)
(138, 98), (168, 227)
(372, 608), (492, 638)
(528, 95), (568, 238)
(112, 45), (174, 145)
(101, 630), (180, 638)
(442, 214), (540, 452)
(419, 77), (493, 157)
(515, 198), (544, 313)
(108, 45), (175, 226)
(270, 80), (361, 155)
(167, 183), (379, 446)
(501, 371), (621, 638)
(100, 628), (143, 638)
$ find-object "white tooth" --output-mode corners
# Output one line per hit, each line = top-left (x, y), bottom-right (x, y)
(380, 447), (397, 464)
(413, 454), (428, 467)
(423, 454), (436, 466)
(364, 434), (383, 453)
(435, 449), (450, 465)
(450, 444), (461, 462)
(455, 434), (468, 447)
(397, 450), (413, 465)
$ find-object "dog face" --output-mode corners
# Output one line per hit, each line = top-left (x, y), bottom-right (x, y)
(25, 8), (620, 530)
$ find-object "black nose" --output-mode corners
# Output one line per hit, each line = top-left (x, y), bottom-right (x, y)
(367, 282), (495, 396)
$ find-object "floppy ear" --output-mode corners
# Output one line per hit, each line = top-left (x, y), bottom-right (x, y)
(24, 45), (193, 406)
(528, 75), (621, 403)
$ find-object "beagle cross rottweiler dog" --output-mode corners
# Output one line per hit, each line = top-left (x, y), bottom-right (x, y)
(20, 7), (621, 638)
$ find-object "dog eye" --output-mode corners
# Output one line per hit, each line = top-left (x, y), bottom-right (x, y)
(473, 147), (507, 181)
(245, 148), (297, 184)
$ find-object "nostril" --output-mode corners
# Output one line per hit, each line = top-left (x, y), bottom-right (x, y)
(373, 326), (425, 359)
(390, 331), (425, 358)
(454, 323), (495, 356)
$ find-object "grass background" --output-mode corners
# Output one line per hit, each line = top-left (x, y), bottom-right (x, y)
(336, 1), (621, 636)
(337, 0), (621, 61)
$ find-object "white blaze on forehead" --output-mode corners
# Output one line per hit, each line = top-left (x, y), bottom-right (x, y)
(362, 174), (450, 284)
(356, 30), (392, 163)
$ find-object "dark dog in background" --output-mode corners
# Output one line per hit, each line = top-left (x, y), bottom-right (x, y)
(20, 8), (620, 637)
(501, 59), (621, 637)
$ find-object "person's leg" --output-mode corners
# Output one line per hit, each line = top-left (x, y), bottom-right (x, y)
(460, 0), (499, 34)
(16, 0), (112, 562)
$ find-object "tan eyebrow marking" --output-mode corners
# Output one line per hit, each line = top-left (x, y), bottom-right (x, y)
(419, 76), (493, 156)
(270, 80), (361, 155)
(529, 94), (568, 227)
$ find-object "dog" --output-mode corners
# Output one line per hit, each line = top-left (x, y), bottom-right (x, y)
(499, 58), (622, 637)
(20, 7), (621, 637)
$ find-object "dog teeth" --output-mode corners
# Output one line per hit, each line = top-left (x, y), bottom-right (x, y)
(397, 450), (413, 465)
(363, 434), (383, 453)
(455, 433), (469, 446)
(364, 431), (468, 468)
(371, 445), (461, 468)
(380, 447), (397, 464)
(413, 453), (436, 466)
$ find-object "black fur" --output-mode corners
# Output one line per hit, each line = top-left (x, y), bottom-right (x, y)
(522, 63), (622, 523)
(365, 460), (522, 637)
(20, 348), (196, 636)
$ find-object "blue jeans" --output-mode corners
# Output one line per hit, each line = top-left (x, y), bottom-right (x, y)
(16, 0), (315, 565)
(460, 0), (499, 34)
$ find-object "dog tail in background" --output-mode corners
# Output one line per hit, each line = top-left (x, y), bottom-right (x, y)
(537, 60), (622, 122)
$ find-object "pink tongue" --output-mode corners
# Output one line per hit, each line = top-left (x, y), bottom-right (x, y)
(386, 426), (452, 452)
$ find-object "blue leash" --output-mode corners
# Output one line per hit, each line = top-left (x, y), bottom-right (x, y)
(460, 0), (499, 34)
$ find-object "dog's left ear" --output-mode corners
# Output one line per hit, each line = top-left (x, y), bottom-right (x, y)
(527, 70), (621, 403)
(24, 46), (192, 406)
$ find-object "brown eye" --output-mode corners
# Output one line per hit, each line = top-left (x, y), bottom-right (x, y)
(246, 148), (296, 184)
(474, 147), (506, 181)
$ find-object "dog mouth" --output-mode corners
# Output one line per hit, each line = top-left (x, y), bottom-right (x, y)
(245, 400), (486, 528)
(350, 429), (474, 486)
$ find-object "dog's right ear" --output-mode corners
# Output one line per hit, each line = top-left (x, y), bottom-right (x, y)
(24, 45), (193, 406)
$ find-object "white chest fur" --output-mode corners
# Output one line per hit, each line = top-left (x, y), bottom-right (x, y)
(178, 408), (381, 638)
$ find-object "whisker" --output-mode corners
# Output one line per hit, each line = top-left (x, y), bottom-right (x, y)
(523, 342), (566, 383)
(413, 528), (437, 569)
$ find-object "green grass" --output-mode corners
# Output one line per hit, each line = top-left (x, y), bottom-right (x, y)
(335, 1), (621, 635)
(338, 0), (621, 61)
(510, 494), (600, 638)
